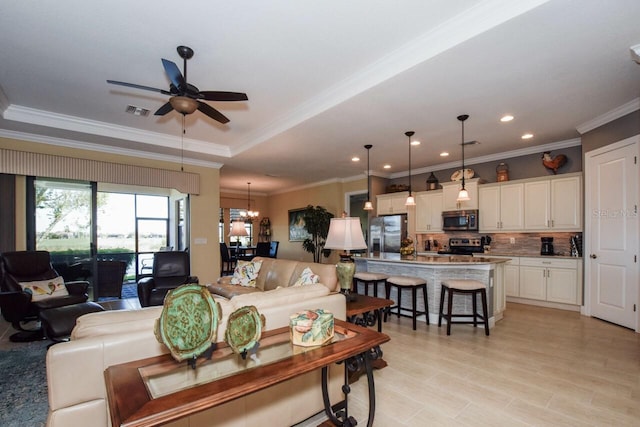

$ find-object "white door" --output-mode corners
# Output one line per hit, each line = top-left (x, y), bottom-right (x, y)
(585, 136), (638, 331)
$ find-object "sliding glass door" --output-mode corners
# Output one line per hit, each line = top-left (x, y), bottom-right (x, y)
(32, 178), (96, 293)
(30, 178), (180, 299)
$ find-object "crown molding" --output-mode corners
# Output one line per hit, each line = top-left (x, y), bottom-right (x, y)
(0, 129), (224, 169)
(0, 85), (9, 114)
(3, 104), (232, 158)
(576, 98), (640, 134)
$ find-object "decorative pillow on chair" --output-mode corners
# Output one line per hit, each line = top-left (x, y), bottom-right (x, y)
(293, 267), (320, 286)
(230, 260), (263, 287)
(19, 276), (69, 301)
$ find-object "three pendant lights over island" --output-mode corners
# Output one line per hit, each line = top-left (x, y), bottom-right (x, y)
(362, 114), (472, 212)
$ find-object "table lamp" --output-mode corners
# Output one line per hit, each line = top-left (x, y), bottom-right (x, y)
(229, 220), (248, 246)
(323, 216), (367, 301)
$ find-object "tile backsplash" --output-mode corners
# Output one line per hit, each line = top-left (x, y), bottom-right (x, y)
(416, 231), (582, 257)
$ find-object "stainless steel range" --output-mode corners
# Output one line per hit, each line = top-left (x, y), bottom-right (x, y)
(437, 238), (484, 255)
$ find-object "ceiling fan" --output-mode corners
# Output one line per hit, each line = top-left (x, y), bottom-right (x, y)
(107, 45), (248, 124)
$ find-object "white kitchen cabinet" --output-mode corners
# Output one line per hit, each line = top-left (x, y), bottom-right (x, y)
(518, 257), (581, 305)
(524, 174), (582, 231)
(487, 256), (516, 318)
(441, 179), (480, 211)
(550, 175), (582, 230)
(377, 192), (408, 215)
(415, 190), (443, 232)
(503, 258), (520, 297)
(478, 182), (524, 231)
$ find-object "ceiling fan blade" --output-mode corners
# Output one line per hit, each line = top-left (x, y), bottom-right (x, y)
(154, 102), (174, 116)
(107, 80), (171, 95)
(197, 101), (229, 124)
(199, 91), (248, 102)
(161, 59), (187, 93)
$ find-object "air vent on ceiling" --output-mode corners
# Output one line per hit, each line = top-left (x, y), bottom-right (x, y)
(125, 105), (150, 117)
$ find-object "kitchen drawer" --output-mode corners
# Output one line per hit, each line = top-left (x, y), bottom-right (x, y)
(519, 257), (578, 269)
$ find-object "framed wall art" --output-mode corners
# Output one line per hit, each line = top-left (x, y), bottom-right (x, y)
(288, 208), (311, 241)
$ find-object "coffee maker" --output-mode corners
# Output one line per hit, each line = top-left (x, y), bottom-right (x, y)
(541, 237), (554, 256)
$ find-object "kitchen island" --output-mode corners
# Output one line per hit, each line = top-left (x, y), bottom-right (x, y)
(354, 254), (509, 329)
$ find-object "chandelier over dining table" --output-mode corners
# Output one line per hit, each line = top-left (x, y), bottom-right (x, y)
(240, 182), (259, 219)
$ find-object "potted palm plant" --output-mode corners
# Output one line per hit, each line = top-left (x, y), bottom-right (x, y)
(301, 205), (334, 263)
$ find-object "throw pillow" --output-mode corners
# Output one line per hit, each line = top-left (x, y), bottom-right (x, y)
(19, 276), (69, 301)
(230, 260), (263, 287)
(293, 267), (320, 286)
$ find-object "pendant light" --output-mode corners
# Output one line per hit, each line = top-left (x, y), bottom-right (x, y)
(405, 131), (416, 206)
(240, 182), (259, 219)
(456, 115), (470, 202)
(363, 144), (373, 211)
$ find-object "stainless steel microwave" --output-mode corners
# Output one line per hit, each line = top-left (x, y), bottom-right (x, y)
(442, 210), (479, 231)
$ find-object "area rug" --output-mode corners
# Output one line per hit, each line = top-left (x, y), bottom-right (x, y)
(0, 339), (49, 427)
(121, 282), (137, 299)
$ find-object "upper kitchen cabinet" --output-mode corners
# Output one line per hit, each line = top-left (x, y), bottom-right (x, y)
(479, 182), (524, 232)
(441, 178), (481, 211)
(415, 190), (443, 232)
(377, 191), (409, 215)
(524, 173), (582, 231)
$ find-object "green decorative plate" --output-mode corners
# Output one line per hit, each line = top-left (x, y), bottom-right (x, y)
(225, 305), (265, 355)
(154, 284), (221, 362)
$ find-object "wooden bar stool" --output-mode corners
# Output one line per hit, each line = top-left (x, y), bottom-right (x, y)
(385, 276), (429, 330)
(438, 279), (489, 336)
(352, 272), (388, 298)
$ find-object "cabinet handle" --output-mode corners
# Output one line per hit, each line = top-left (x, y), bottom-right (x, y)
(551, 219), (555, 227)
(590, 254), (597, 259)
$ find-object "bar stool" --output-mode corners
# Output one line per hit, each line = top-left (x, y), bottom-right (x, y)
(438, 279), (489, 336)
(385, 276), (429, 330)
(352, 272), (388, 298)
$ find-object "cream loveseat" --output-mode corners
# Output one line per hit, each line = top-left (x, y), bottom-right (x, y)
(46, 257), (346, 427)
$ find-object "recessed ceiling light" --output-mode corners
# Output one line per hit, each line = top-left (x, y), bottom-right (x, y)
(521, 133), (534, 140)
(411, 140), (421, 146)
(500, 115), (514, 122)
(440, 152), (449, 157)
(351, 156), (360, 162)
(383, 164), (391, 169)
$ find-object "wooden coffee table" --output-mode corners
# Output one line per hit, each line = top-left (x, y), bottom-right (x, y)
(104, 320), (388, 427)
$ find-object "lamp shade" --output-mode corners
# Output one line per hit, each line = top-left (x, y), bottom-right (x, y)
(229, 220), (249, 237)
(324, 217), (367, 251)
(457, 188), (470, 202)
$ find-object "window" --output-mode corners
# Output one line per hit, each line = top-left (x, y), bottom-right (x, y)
(28, 177), (188, 296)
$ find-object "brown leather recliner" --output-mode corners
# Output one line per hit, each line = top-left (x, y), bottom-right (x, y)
(137, 251), (198, 307)
(0, 250), (90, 342)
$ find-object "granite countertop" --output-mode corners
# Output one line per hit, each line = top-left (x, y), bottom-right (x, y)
(358, 253), (509, 265)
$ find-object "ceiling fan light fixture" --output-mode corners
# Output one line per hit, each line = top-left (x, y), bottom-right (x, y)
(170, 96), (198, 115)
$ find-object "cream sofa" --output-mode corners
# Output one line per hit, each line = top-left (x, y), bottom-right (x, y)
(46, 258), (346, 427)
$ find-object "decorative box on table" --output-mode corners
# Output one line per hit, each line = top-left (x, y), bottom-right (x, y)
(289, 309), (334, 347)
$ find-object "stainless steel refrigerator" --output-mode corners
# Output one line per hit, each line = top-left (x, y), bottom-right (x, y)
(369, 214), (407, 253)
